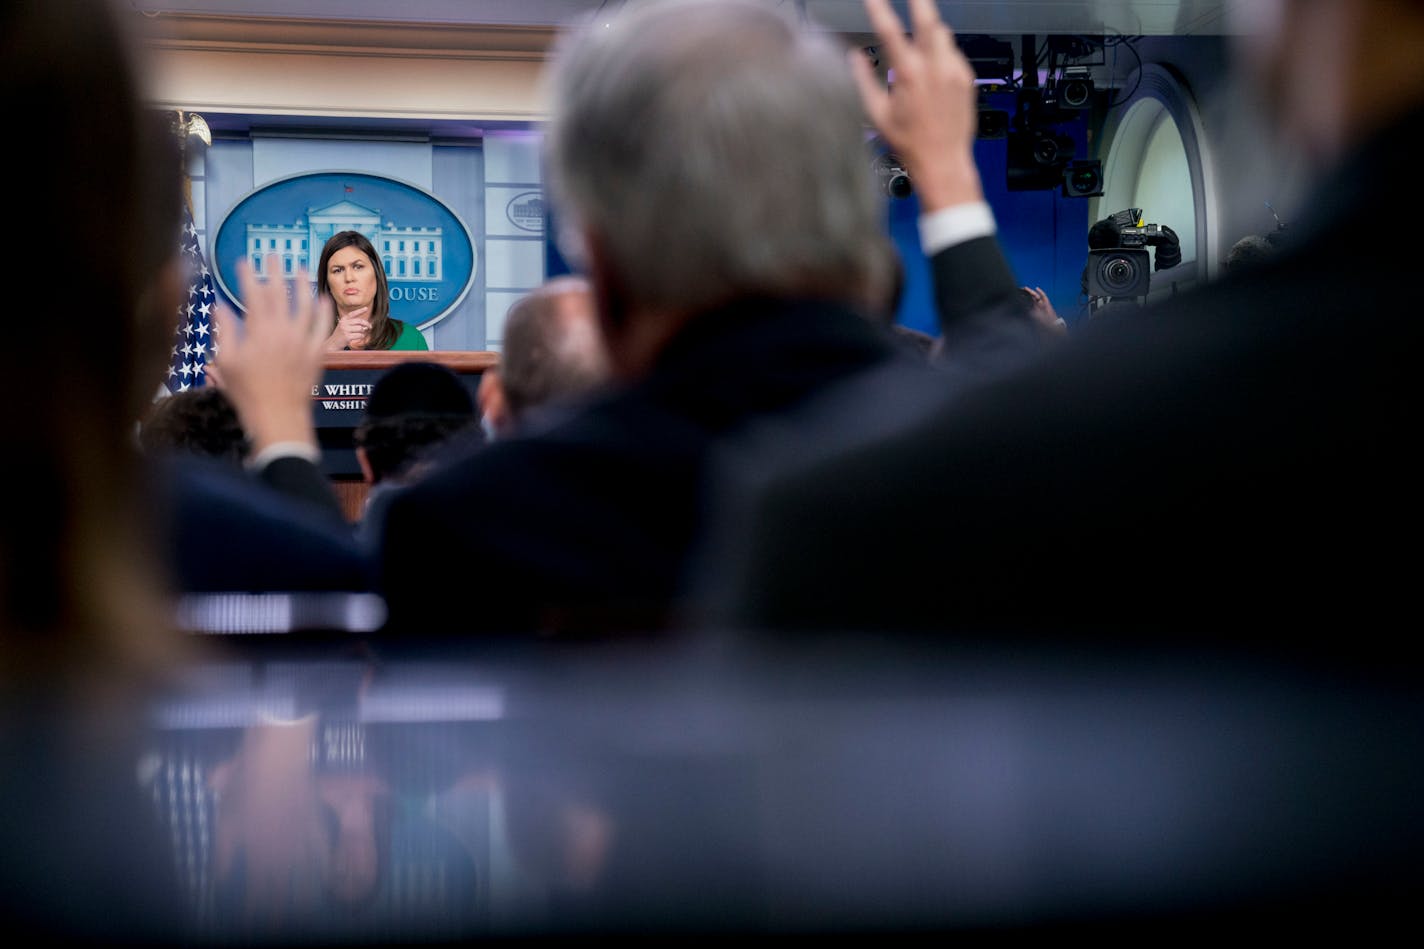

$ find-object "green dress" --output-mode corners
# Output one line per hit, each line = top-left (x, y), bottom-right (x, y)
(388, 320), (429, 351)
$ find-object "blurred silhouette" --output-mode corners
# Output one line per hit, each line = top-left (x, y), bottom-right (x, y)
(1, 0), (203, 940)
(354, 360), (482, 531)
(1020, 286), (1068, 337)
(478, 275), (610, 439)
(1222, 234), (1280, 276)
(356, 361), (482, 486)
(375, 0), (1040, 638)
(710, 0), (1424, 664)
(140, 387), (250, 465)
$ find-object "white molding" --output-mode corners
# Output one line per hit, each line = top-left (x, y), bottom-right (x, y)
(138, 14), (554, 122)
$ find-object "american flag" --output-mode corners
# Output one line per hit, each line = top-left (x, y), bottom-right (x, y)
(165, 203), (219, 394)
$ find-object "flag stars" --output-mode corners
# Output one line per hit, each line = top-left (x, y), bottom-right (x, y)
(166, 208), (221, 397)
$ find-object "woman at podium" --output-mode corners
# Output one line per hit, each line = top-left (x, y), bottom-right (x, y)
(317, 230), (429, 351)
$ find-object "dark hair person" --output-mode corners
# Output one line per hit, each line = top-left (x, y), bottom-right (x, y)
(354, 361), (480, 487)
(4, 0), (189, 688)
(3, 0), (202, 939)
(139, 387), (251, 465)
(316, 230), (429, 351)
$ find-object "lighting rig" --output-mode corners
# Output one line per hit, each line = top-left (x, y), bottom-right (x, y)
(869, 33), (1129, 201)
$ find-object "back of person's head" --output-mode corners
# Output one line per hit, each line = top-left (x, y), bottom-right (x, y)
(354, 362), (480, 485)
(140, 388), (251, 465)
(1222, 234), (1278, 276)
(496, 276), (610, 431)
(543, 0), (896, 325)
(4, 0), (184, 682)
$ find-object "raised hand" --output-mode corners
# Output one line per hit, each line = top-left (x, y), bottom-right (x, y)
(1023, 286), (1068, 336)
(211, 253), (333, 456)
(849, 0), (984, 211)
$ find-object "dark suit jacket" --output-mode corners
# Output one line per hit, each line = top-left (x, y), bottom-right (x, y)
(255, 453), (350, 525)
(373, 297), (908, 636)
(151, 454), (375, 595)
(374, 234), (1043, 640)
(715, 106), (1424, 665)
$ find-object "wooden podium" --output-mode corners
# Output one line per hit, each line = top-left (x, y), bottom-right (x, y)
(316, 351), (498, 520)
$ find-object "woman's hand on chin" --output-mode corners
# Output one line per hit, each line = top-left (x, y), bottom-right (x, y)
(329, 305), (371, 351)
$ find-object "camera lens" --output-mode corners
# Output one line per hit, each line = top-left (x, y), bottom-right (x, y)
(888, 173), (913, 199)
(1103, 256), (1136, 291)
(1032, 135), (1061, 165)
(1062, 79), (1092, 108)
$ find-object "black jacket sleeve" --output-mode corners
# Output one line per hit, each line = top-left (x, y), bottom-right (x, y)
(928, 235), (1045, 386)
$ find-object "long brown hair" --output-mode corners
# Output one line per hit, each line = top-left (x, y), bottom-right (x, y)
(3, 0), (186, 692)
(316, 230), (404, 350)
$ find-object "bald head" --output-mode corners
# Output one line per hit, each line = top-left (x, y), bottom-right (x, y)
(484, 276), (610, 437)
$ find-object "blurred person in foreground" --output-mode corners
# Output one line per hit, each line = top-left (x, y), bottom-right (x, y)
(139, 386), (251, 466)
(708, 0), (1424, 661)
(1222, 233), (1280, 276)
(478, 275), (611, 440)
(353, 360), (482, 533)
(1, 0), (205, 939)
(373, 0), (1041, 638)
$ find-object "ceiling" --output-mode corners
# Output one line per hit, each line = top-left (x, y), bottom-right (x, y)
(128, 0), (1248, 36)
(134, 0), (1243, 136)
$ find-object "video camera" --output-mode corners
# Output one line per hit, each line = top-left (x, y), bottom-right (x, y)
(1084, 208), (1182, 303)
(1118, 223), (1173, 249)
(873, 151), (913, 199)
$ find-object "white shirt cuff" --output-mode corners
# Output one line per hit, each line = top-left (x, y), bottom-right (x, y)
(919, 202), (997, 256)
(247, 441), (321, 471)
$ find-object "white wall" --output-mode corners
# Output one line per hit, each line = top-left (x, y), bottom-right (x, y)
(1125, 36), (1312, 256)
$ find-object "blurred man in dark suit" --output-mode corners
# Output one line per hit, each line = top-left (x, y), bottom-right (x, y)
(374, 0), (1045, 637)
(351, 361), (482, 542)
(711, 0), (1424, 662)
